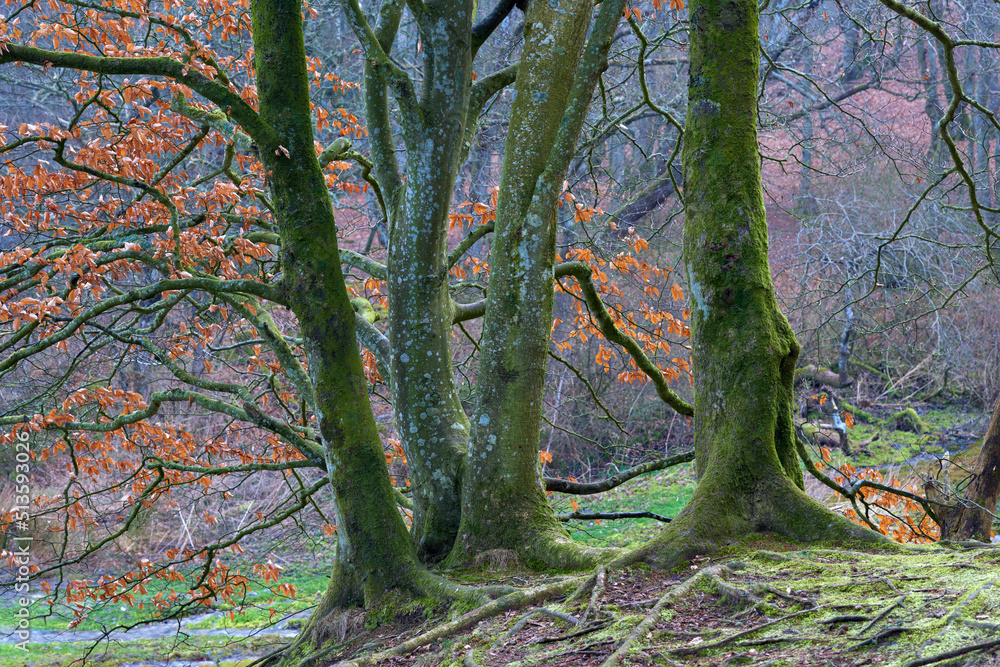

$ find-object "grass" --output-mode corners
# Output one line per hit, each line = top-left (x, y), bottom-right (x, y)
(0, 562), (332, 633)
(0, 633), (287, 667)
(549, 462), (696, 548)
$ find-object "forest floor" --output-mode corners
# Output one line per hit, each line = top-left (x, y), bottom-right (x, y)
(309, 538), (1000, 667)
(1, 400), (997, 666)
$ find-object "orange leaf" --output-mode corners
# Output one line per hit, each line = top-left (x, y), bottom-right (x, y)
(539, 450), (553, 464)
(570, 499), (579, 511)
(820, 446), (831, 462)
(842, 411), (855, 429)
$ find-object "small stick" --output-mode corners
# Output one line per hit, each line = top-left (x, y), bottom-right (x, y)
(580, 565), (606, 625)
(853, 593), (907, 637)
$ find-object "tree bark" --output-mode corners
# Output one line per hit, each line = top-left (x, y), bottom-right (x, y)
(946, 397), (1000, 542)
(629, 0), (884, 568)
(352, 0), (473, 562)
(251, 0), (423, 617)
(449, 0), (623, 568)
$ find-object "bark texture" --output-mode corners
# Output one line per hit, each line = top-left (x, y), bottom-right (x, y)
(251, 0), (422, 618)
(449, 0), (623, 568)
(629, 0), (885, 568)
(944, 397), (1000, 542)
(355, 0), (474, 562)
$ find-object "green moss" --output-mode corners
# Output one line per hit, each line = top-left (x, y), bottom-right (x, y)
(890, 408), (931, 434)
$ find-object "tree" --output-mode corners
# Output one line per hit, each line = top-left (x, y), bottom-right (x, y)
(7, 2), (998, 664)
(626, 0), (885, 567)
(1, 0), (692, 638)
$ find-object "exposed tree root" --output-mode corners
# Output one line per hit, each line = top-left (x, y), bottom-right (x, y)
(670, 607), (821, 656)
(903, 637), (1000, 667)
(579, 565), (606, 625)
(326, 576), (581, 667)
(853, 593), (907, 637)
(489, 607), (579, 651)
(598, 571), (684, 667)
(914, 575), (999, 660)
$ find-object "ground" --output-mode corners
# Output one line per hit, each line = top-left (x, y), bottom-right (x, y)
(296, 539), (1000, 667)
(1, 402), (997, 666)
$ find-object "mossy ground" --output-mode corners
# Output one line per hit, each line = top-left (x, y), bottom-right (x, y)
(3, 403), (993, 665)
(804, 403), (984, 470)
(269, 543), (1000, 667)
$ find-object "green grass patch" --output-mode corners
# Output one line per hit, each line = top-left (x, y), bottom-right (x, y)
(0, 633), (286, 667)
(1, 562), (332, 633)
(551, 464), (695, 548)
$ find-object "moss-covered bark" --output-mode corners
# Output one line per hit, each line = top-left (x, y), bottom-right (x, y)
(946, 397), (1000, 542)
(250, 0), (422, 616)
(630, 0), (886, 568)
(358, 0), (474, 562)
(449, 0), (624, 567)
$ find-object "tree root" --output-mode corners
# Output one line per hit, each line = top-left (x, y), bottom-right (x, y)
(669, 607), (822, 656)
(328, 577), (581, 667)
(489, 607), (579, 651)
(914, 575), (999, 659)
(853, 593), (907, 637)
(579, 565), (606, 625)
(903, 636), (1000, 667)
(598, 570), (684, 667)
(849, 626), (914, 650)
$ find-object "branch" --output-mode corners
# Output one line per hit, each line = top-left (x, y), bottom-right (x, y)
(448, 222), (495, 269)
(548, 349), (627, 433)
(557, 510), (671, 522)
(545, 450), (693, 494)
(452, 298), (487, 324)
(0, 44), (277, 148)
(471, 0), (518, 58)
(338, 0), (421, 127)
(170, 93), (252, 148)
(459, 64), (518, 167)
(0, 277), (278, 375)
(340, 248), (387, 280)
(555, 261), (693, 416)
(353, 312), (392, 390)
(796, 432), (940, 528)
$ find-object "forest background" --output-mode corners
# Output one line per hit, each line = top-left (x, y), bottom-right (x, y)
(0, 0), (999, 665)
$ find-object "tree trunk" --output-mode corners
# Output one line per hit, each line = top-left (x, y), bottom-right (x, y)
(631, 0), (884, 568)
(946, 397), (1000, 542)
(358, 1), (473, 563)
(449, 0), (621, 567)
(251, 0), (422, 617)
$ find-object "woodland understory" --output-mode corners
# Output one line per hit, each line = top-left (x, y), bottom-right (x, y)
(1, 0), (1000, 665)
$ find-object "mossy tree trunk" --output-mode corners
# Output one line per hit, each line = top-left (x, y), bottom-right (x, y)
(251, 0), (422, 613)
(350, 0), (476, 562)
(449, 0), (625, 567)
(946, 397), (1000, 542)
(632, 0), (883, 567)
